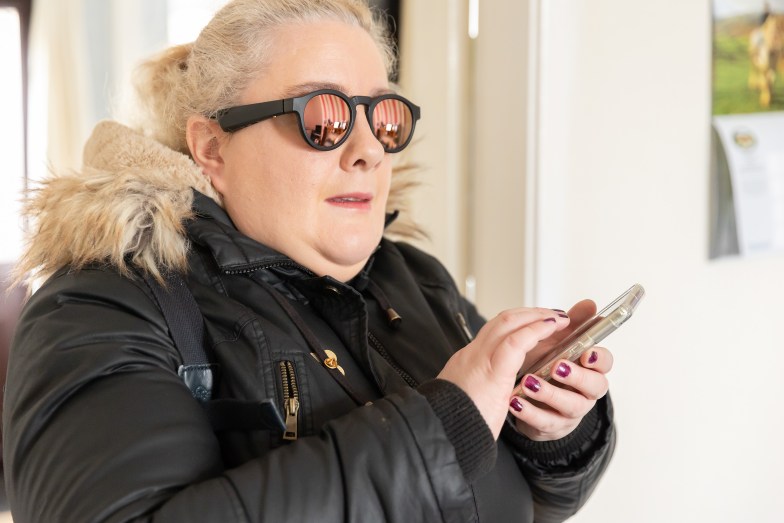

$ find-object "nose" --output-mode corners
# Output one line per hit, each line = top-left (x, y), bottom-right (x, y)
(339, 105), (385, 171)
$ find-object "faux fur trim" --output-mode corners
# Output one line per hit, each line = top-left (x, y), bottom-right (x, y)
(16, 120), (222, 285)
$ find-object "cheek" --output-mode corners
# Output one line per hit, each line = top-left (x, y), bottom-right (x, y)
(223, 132), (297, 194)
(250, 157), (329, 227)
(377, 163), (393, 205)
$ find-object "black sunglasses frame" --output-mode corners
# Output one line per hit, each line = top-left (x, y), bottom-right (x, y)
(214, 89), (421, 153)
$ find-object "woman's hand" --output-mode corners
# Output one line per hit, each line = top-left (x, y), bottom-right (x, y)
(509, 301), (614, 441)
(437, 308), (570, 439)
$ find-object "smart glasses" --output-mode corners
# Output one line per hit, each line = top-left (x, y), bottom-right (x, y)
(214, 89), (421, 153)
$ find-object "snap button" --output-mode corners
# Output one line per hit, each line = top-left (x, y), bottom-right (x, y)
(324, 285), (341, 295)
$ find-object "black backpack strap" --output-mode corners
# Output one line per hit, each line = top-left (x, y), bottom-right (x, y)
(141, 269), (285, 433)
(142, 270), (216, 402)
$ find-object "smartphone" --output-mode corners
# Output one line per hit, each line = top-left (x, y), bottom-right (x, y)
(519, 283), (645, 381)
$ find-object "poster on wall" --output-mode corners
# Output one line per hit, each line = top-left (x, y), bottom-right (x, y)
(710, 0), (784, 259)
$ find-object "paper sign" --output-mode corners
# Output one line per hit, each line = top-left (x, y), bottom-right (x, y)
(713, 113), (784, 255)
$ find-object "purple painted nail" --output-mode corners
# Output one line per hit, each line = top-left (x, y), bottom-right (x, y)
(544, 317), (557, 323)
(556, 362), (572, 378)
(524, 375), (541, 393)
(510, 397), (524, 412)
(557, 313), (569, 318)
(588, 351), (598, 364)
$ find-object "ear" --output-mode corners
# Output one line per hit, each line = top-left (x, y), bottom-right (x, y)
(186, 115), (228, 192)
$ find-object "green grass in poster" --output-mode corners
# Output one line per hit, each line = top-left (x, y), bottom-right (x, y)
(712, 19), (784, 115)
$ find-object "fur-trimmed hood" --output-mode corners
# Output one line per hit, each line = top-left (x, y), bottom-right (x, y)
(17, 120), (222, 284)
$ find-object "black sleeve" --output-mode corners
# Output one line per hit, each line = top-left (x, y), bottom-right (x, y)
(418, 379), (497, 483)
(2, 269), (480, 523)
(459, 295), (617, 522)
(502, 396), (616, 523)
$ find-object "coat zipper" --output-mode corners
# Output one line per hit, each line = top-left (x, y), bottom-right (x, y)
(367, 332), (418, 388)
(456, 312), (474, 343)
(224, 261), (315, 276)
(278, 361), (300, 441)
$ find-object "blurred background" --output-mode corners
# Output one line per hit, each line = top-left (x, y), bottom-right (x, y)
(2, 0), (783, 521)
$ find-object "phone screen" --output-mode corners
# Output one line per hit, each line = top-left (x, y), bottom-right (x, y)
(519, 283), (645, 381)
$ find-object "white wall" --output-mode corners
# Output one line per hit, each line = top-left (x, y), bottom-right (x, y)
(398, 0), (471, 288)
(537, 1), (782, 521)
(403, 0), (784, 521)
(400, 0), (533, 310)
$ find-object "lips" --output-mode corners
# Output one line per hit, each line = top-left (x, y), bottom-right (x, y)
(326, 193), (373, 209)
(328, 196), (369, 203)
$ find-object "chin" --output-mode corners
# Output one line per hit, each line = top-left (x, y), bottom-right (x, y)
(326, 236), (380, 266)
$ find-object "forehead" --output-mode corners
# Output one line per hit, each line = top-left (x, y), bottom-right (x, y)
(241, 20), (389, 102)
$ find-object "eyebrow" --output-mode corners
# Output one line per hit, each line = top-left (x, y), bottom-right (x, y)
(281, 82), (394, 98)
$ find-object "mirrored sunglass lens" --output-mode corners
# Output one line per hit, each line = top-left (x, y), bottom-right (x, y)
(372, 99), (413, 151)
(303, 94), (351, 148)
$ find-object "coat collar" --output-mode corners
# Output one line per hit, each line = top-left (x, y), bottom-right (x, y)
(187, 190), (298, 274)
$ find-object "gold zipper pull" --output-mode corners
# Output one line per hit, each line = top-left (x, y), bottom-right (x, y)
(323, 349), (346, 375)
(283, 397), (300, 440)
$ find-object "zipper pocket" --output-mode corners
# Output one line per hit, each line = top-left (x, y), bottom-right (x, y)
(278, 360), (300, 441)
(456, 312), (474, 343)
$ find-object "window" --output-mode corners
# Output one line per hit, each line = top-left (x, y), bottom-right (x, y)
(0, 3), (27, 264)
(167, 0), (229, 44)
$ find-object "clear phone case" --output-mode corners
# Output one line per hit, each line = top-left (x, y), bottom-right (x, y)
(522, 283), (645, 381)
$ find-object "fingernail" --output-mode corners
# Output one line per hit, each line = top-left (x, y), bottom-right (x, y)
(588, 351), (598, 364)
(510, 397), (524, 412)
(556, 362), (572, 378)
(524, 375), (541, 393)
(551, 308), (566, 313)
(557, 313), (569, 318)
(543, 318), (557, 323)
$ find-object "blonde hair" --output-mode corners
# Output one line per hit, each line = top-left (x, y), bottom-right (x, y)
(129, 0), (396, 154)
(127, 0), (422, 238)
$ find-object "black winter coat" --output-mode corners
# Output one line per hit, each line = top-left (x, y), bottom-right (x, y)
(3, 122), (615, 523)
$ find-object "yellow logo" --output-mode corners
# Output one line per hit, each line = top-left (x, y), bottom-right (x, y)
(733, 130), (756, 149)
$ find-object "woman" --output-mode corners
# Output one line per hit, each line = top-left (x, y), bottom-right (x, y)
(3, 0), (616, 521)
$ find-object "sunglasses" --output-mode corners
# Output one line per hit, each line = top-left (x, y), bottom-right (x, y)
(214, 89), (421, 153)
